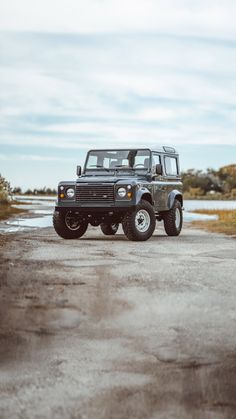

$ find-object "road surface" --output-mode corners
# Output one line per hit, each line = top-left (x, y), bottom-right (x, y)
(0, 224), (236, 419)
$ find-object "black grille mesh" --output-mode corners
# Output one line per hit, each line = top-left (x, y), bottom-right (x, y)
(76, 184), (114, 203)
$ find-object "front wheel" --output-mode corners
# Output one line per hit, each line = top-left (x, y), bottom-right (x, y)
(122, 200), (156, 241)
(100, 223), (119, 235)
(53, 210), (88, 239)
(163, 199), (183, 236)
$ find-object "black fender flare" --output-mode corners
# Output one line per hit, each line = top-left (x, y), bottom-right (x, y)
(135, 187), (153, 206)
(167, 190), (183, 209)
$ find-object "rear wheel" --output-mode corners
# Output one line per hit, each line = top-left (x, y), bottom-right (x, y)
(163, 199), (183, 236)
(100, 223), (119, 235)
(122, 200), (156, 241)
(53, 210), (88, 239)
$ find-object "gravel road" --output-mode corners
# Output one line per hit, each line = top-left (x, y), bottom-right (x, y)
(0, 224), (236, 419)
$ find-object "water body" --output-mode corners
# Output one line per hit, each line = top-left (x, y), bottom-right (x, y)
(1, 196), (235, 233)
(184, 200), (236, 222)
(185, 200), (236, 211)
(1, 196), (55, 233)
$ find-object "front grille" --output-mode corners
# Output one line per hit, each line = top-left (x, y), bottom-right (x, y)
(76, 184), (115, 204)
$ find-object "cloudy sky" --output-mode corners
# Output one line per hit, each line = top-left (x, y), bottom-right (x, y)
(0, 0), (236, 189)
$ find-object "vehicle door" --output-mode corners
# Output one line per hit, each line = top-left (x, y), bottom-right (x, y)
(152, 153), (167, 211)
(163, 155), (181, 207)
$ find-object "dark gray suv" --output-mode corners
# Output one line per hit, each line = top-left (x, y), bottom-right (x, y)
(53, 147), (183, 241)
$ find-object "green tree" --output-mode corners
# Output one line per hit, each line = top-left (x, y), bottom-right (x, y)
(12, 186), (22, 194)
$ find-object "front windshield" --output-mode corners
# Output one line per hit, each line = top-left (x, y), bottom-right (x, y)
(85, 149), (151, 171)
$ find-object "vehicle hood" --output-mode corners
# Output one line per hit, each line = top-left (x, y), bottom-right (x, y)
(76, 176), (138, 184)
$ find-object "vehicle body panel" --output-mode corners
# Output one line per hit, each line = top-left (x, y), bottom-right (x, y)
(55, 147), (183, 224)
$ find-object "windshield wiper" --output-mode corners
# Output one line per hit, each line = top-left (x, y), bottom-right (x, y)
(115, 165), (134, 170)
(88, 165), (110, 172)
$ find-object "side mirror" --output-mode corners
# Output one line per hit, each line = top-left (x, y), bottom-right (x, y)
(77, 165), (82, 176)
(156, 164), (163, 176)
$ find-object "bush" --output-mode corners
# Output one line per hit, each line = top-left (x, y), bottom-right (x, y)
(187, 187), (205, 198)
(230, 188), (236, 198)
(0, 174), (12, 204)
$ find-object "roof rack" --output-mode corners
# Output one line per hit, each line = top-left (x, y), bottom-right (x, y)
(163, 146), (176, 153)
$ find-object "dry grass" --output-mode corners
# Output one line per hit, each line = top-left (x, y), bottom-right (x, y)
(0, 203), (26, 221)
(191, 209), (236, 236)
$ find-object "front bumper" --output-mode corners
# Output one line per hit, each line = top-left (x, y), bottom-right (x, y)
(55, 201), (136, 224)
(55, 199), (135, 211)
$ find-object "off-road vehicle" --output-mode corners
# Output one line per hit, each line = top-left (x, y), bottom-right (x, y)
(53, 147), (183, 241)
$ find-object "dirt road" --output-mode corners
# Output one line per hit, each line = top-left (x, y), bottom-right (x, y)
(0, 224), (236, 419)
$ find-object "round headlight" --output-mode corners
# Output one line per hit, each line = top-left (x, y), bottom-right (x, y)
(66, 188), (75, 198)
(117, 187), (126, 198)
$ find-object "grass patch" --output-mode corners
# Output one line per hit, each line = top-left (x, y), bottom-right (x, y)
(12, 200), (33, 205)
(191, 209), (236, 236)
(0, 203), (27, 221)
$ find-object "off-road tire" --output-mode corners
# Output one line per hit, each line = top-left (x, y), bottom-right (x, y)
(122, 200), (156, 241)
(53, 210), (88, 239)
(163, 199), (183, 236)
(100, 223), (119, 235)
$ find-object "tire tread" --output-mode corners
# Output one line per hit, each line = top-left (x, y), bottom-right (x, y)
(122, 200), (156, 241)
(53, 211), (88, 239)
(163, 199), (182, 236)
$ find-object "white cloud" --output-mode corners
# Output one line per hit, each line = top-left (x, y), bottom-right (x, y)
(1, 1), (236, 188)
(1, 0), (236, 40)
(0, 153), (74, 162)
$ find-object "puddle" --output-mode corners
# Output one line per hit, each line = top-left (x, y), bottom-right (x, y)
(14, 195), (56, 204)
(32, 209), (52, 215)
(0, 196), (54, 233)
(6, 215), (53, 229)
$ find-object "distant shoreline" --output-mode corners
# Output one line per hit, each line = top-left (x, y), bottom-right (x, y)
(183, 195), (236, 201)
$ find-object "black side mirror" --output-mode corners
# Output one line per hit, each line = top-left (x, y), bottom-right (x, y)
(77, 165), (82, 176)
(156, 164), (163, 175)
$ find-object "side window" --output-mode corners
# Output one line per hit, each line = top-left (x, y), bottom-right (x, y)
(152, 154), (161, 174)
(164, 156), (178, 176)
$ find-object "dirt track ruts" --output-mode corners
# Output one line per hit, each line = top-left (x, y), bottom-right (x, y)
(0, 224), (236, 419)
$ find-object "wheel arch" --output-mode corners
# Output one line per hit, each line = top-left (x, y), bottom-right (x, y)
(167, 190), (183, 209)
(136, 189), (153, 206)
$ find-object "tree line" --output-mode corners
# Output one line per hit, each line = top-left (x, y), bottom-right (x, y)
(0, 176), (57, 203)
(182, 164), (236, 199)
(12, 186), (57, 196)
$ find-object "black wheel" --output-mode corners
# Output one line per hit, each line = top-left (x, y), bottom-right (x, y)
(122, 200), (156, 241)
(53, 210), (88, 239)
(163, 199), (183, 236)
(100, 223), (119, 235)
